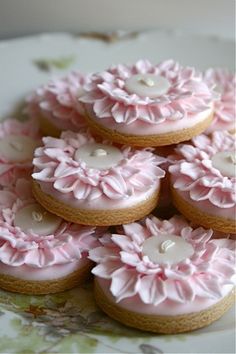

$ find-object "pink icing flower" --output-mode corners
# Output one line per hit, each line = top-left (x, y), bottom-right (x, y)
(0, 178), (33, 204)
(89, 215), (235, 305)
(0, 118), (39, 138)
(0, 179), (102, 268)
(0, 118), (41, 187)
(204, 68), (235, 133)
(169, 131), (236, 208)
(32, 130), (165, 201)
(79, 59), (216, 125)
(26, 71), (90, 131)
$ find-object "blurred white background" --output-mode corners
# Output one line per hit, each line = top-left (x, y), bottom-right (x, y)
(0, 0), (235, 40)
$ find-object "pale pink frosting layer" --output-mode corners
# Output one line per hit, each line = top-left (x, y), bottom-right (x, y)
(170, 188), (236, 221)
(26, 71), (90, 131)
(204, 69), (235, 133)
(0, 258), (90, 281)
(0, 118), (39, 139)
(97, 278), (234, 316)
(32, 130), (165, 205)
(0, 179), (101, 269)
(89, 215), (236, 307)
(169, 131), (236, 210)
(80, 59), (216, 130)
(85, 105), (213, 136)
(0, 118), (41, 186)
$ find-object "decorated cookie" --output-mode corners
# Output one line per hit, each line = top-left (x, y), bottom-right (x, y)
(32, 130), (165, 226)
(204, 68), (235, 134)
(79, 59), (215, 147)
(154, 145), (178, 216)
(0, 118), (41, 187)
(0, 179), (102, 294)
(89, 215), (235, 333)
(26, 71), (89, 137)
(169, 131), (236, 233)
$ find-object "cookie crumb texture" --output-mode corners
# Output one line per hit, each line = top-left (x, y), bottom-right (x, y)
(0, 262), (92, 295)
(172, 187), (236, 234)
(33, 180), (160, 226)
(85, 111), (213, 147)
(94, 279), (235, 334)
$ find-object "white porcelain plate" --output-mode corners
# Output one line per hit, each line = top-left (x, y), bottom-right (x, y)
(0, 31), (235, 354)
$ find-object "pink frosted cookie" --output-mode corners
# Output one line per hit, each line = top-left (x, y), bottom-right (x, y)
(204, 68), (235, 134)
(32, 130), (165, 226)
(0, 118), (41, 187)
(26, 71), (89, 137)
(90, 215), (235, 333)
(79, 59), (215, 147)
(0, 179), (101, 294)
(169, 131), (236, 233)
(154, 145), (178, 215)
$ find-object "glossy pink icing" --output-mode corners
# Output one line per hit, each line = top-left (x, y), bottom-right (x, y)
(0, 118), (41, 186)
(97, 278), (234, 316)
(26, 71), (90, 131)
(0, 259), (90, 281)
(32, 130), (165, 207)
(0, 179), (101, 271)
(170, 187), (236, 222)
(204, 69), (235, 133)
(85, 104), (213, 136)
(89, 215), (236, 310)
(169, 131), (236, 213)
(80, 59), (216, 135)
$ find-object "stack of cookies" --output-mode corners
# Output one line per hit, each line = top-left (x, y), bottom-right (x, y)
(0, 59), (235, 334)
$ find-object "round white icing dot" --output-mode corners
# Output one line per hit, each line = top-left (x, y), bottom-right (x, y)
(75, 143), (123, 169)
(125, 74), (171, 98)
(0, 135), (39, 162)
(14, 204), (62, 236)
(211, 151), (236, 178)
(142, 234), (194, 265)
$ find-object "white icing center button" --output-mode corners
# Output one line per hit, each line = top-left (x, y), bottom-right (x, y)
(91, 148), (107, 157)
(139, 77), (155, 87)
(14, 204), (62, 236)
(229, 153), (236, 164)
(125, 74), (171, 98)
(32, 211), (43, 222)
(212, 151), (236, 178)
(142, 234), (194, 265)
(0, 135), (40, 162)
(75, 143), (123, 169)
(159, 239), (176, 253)
(10, 141), (23, 151)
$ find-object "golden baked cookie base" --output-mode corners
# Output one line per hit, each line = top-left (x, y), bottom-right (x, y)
(85, 111), (213, 147)
(32, 180), (160, 226)
(0, 261), (92, 295)
(94, 279), (235, 334)
(171, 187), (236, 234)
(39, 114), (62, 138)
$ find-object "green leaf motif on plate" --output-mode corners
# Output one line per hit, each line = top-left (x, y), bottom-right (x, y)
(33, 55), (76, 72)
